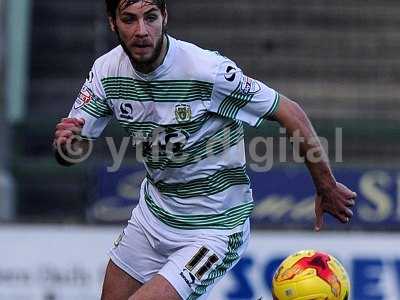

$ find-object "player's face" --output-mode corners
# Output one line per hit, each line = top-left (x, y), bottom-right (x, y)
(115, 0), (167, 68)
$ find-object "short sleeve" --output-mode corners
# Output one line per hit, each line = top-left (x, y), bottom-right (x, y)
(208, 59), (280, 127)
(68, 61), (113, 139)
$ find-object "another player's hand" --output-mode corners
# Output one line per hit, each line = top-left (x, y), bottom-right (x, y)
(314, 182), (357, 231)
(53, 118), (85, 149)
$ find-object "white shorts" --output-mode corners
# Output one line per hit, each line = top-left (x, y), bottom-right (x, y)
(109, 202), (250, 300)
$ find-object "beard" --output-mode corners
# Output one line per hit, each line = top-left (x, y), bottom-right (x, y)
(115, 26), (166, 71)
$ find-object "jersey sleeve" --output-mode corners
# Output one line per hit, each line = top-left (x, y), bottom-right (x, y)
(68, 61), (113, 139)
(208, 59), (280, 127)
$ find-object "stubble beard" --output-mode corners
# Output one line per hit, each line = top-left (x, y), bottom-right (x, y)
(116, 26), (166, 72)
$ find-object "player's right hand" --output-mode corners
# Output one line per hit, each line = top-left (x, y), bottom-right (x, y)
(53, 118), (85, 149)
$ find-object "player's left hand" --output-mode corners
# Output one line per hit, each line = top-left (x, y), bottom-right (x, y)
(314, 182), (357, 231)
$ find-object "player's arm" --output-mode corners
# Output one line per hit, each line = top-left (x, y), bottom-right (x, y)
(272, 95), (357, 231)
(53, 58), (113, 166)
(53, 118), (91, 167)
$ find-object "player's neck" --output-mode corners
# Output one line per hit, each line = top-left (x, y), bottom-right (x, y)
(131, 35), (169, 74)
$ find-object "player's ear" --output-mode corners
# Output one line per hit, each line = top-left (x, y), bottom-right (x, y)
(108, 17), (116, 32)
(162, 9), (168, 27)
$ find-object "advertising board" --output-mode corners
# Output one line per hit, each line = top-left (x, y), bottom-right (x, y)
(89, 165), (400, 230)
(1, 227), (399, 300)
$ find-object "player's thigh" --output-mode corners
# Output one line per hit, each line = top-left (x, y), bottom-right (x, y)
(128, 274), (181, 300)
(101, 260), (143, 300)
(106, 212), (167, 296)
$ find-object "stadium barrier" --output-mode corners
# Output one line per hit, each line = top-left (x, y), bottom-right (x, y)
(1, 226), (399, 300)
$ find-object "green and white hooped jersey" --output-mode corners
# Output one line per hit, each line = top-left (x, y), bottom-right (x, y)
(69, 36), (280, 231)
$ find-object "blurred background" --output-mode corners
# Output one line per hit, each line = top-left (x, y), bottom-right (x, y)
(0, 0), (399, 299)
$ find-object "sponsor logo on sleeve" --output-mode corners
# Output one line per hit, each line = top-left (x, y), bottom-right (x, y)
(74, 86), (95, 109)
(86, 70), (94, 83)
(225, 66), (237, 82)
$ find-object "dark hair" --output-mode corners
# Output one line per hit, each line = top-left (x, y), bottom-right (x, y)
(105, 0), (166, 19)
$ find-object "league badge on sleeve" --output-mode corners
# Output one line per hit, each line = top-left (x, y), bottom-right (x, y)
(74, 86), (95, 109)
(175, 104), (192, 123)
(240, 76), (261, 95)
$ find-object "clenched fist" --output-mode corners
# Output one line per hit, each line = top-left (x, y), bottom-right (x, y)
(53, 118), (91, 166)
(53, 118), (85, 148)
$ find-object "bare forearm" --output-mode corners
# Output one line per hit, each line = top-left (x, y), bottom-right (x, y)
(271, 96), (356, 228)
(274, 96), (336, 193)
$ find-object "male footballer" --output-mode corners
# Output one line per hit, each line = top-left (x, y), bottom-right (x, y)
(53, 1), (357, 299)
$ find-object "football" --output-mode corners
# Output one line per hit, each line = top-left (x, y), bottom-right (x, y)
(272, 250), (350, 300)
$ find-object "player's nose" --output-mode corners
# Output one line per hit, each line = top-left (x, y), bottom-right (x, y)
(135, 19), (149, 37)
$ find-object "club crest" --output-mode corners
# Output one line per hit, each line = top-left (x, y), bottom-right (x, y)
(175, 104), (192, 123)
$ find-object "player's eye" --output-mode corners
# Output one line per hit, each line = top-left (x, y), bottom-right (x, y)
(120, 15), (136, 24)
(146, 14), (158, 22)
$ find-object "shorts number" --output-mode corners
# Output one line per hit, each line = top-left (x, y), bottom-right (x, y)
(186, 247), (219, 280)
